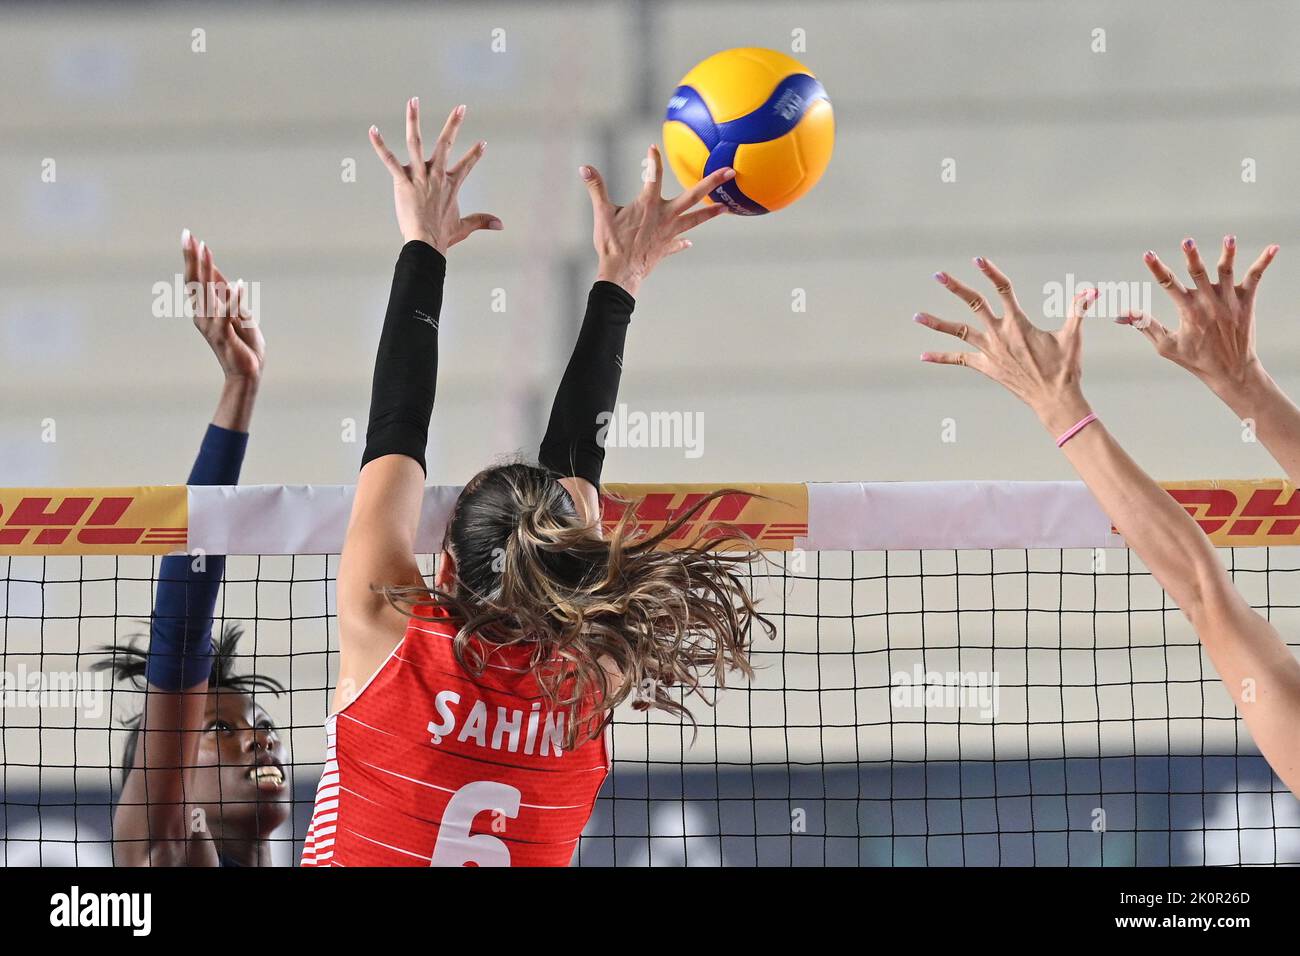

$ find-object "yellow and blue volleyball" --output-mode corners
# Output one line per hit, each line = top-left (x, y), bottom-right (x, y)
(663, 47), (834, 215)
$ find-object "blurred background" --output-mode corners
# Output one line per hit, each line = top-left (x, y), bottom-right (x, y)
(4, 0), (1300, 868)
(5, 0), (1300, 488)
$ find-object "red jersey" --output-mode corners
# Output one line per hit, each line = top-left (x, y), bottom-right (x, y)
(301, 605), (610, 867)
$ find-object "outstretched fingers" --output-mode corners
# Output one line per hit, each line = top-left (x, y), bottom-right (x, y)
(369, 125), (406, 180)
(1116, 309), (1173, 353)
(1063, 287), (1098, 337)
(1180, 237), (1214, 295)
(1143, 249), (1189, 303)
(430, 103), (466, 175)
(1241, 243), (1280, 295)
(194, 239), (212, 320)
(920, 350), (982, 370)
(447, 139), (487, 182)
(458, 212), (504, 237)
(672, 202), (727, 236)
(204, 252), (238, 324)
(181, 228), (199, 287)
(669, 166), (736, 214)
(935, 270), (999, 325)
(190, 239), (234, 325)
(1217, 234), (1236, 289)
(404, 97), (426, 179)
(913, 311), (987, 350)
(973, 256), (1022, 315)
(230, 278), (251, 328)
(640, 144), (664, 200)
(578, 163), (611, 214)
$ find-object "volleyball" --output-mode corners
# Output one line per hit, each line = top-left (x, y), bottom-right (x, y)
(662, 47), (834, 215)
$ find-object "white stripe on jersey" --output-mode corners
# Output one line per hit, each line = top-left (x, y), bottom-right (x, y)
(345, 828), (432, 863)
(355, 757), (593, 811)
(337, 712), (398, 737)
(302, 714), (340, 866)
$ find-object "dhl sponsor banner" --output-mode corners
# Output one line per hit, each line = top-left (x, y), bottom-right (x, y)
(804, 479), (1300, 551)
(3, 480), (1293, 556)
(189, 483), (806, 555)
(0, 486), (187, 556)
(601, 483), (808, 550)
(1158, 479), (1299, 546)
(805, 481), (1120, 551)
(188, 484), (463, 555)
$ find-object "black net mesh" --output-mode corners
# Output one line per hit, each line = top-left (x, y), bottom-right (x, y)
(2, 546), (1297, 866)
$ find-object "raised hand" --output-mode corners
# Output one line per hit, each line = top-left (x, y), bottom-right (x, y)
(182, 229), (264, 383)
(916, 258), (1098, 435)
(368, 98), (502, 253)
(1118, 237), (1279, 397)
(580, 145), (734, 296)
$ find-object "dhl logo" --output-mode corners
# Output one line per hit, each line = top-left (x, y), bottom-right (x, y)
(600, 483), (808, 551)
(1158, 480), (1300, 545)
(0, 488), (188, 555)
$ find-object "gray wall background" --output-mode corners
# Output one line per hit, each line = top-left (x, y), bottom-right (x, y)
(4, 0), (1300, 488)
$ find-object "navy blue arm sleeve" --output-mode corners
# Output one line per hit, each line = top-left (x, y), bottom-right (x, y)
(360, 240), (446, 475)
(537, 281), (635, 486)
(145, 424), (248, 691)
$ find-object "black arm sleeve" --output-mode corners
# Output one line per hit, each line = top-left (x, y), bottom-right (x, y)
(537, 280), (635, 487)
(360, 240), (447, 475)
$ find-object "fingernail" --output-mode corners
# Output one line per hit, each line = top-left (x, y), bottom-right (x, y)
(920, 353), (932, 362)
(682, 239), (693, 248)
(181, 228), (191, 249)
(488, 218), (503, 230)
(1183, 237), (1195, 250)
(479, 140), (487, 151)
(973, 256), (985, 268)
(456, 104), (466, 117)
(198, 240), (206, 258)
(369, 125), (379, 137)
(912, 313), (926, 323)
(1270, 244), (1281, 255)
(1225, 234), (1236, 249)
(1144, 250), (1156, 261)
(933, 272), (948, 285)
(578, 165), (592, 180)
(722, 167), (736, 180)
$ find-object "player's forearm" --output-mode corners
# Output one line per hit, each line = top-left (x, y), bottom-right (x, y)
(1055, 408), (1300, 795)
(1196, 605), (1300, 794)
(360, 240), (445, 475)
(211, 374), (259, 433)
(147, 422), (248, 692)
(537, 281), (633, 486)
(1210, 363), (1300, 486)
(113, 688), (210, 863)
(1055, 418), (1230, 618)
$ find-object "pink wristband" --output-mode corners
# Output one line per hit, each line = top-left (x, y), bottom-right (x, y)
(1056, 412), (1098, 448)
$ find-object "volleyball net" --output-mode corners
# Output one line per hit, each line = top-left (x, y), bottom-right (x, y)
(2, 480), (1298, 867)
